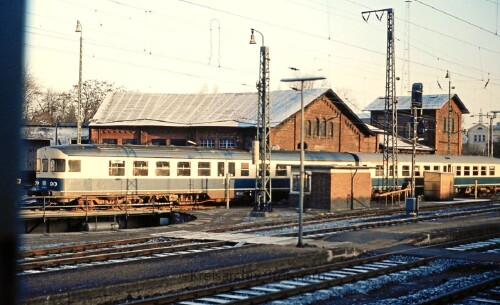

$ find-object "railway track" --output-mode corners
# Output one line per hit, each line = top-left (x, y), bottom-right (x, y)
(120, 235), (500, 305)
(209, 200), (499, 235)
(18, 237), (246, 274)
(230, 204), (500, 239)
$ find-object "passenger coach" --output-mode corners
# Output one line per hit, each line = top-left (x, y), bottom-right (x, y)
(33, 144), (359, 205)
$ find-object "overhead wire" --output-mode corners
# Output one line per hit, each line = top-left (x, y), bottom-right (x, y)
(26, 0), (500, 94)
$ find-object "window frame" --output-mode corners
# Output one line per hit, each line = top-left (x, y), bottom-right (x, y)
(177, 161), (191, 176)
(155, 161), (170, 176)
(109, 160), (125, 176)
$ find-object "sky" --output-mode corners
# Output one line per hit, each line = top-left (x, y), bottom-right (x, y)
(25, 0), (500, 128)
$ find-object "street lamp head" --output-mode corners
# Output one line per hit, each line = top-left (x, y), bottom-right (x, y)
(280, 76), (326, 83)
(249, 29), (256, 44)
(75, 20), (82, 33)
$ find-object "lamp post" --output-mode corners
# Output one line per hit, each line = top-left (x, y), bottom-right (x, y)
(75, 20), (82, 145)
(281, 76), (325, 247)
(249, 28), (271, 212)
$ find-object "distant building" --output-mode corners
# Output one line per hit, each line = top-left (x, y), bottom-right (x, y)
(90, 88), (378, 153)
(364, 94), (469, 155)
(21, 124), (89, 182)
(465, 123), (489, 155)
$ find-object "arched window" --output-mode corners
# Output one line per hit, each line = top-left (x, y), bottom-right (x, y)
(321, 119), (327, 137)
(306, 120), (312, 137)
(315, 118), (320, 137)
(328, 122), (334, 138)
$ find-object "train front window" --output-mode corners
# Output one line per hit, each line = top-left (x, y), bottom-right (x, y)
(50, 159), (65, 172)
(36, 158), (41, 172)
(109, 160), (125, 176)
(156, 161), (170, 176)
(68, 160), (81, 172)
(177, 162), (191, 176)
(42, 158), (48, 172)
(198, 162), (211, 176)
(133, 161), (148, 176)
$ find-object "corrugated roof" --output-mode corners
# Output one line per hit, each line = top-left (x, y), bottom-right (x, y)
(90, 88), (332, 128)
(364, 94), (469, 114)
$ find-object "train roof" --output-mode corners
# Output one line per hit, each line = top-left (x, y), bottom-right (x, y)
(41, 145), (359, 162)
(354, 153), (500, 164)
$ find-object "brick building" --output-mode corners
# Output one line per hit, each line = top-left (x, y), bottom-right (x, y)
(90, 88), (377, 152)
(364, 94), (469, 155)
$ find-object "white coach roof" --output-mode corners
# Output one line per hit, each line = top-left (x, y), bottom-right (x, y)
(90, 88), (331, 128)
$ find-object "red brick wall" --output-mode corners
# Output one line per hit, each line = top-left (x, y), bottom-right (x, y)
(434, 101), (462, 155)
(91, 126), (255, 149)
(271, 95), (376, 152)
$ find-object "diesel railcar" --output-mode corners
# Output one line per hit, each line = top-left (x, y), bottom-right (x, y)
(33, 144), (359, 205)
(33, 144), (500, 206)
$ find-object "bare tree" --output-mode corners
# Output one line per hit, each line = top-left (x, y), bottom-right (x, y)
(72, 79), (125, 123)
(22, 70), (42, 124)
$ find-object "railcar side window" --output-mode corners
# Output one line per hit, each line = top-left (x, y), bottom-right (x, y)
(68, 160), (81, 172)
(375, 165), (383, 176)
(276, 164), (287, 176)
(241, 162), (250, 176)
(228, 162), (235, 176)
(42, 158), (49, 172)
(50, 159), (65, 172)
(177, 162), (191, 176)
(489, 166), (495, 176)
(433, 166), (439, 171)
(415, 166), (421, 176)
(402, 165), (410, 177)
(389, 165), (397, 176)
(464, 166), (470, 176)
(472, 166), (478, 176)
(36, 158), (41, 172)
(217, 162), (224, 176)
(481, 166), (487, 176)
(198, 162), (211, 176)
(133, 161), (148, 176)
(456, 166), (461, 176)
(109, 160), (125, 176)
(424, 165), (430, 171)
(155, 161), (170, 176)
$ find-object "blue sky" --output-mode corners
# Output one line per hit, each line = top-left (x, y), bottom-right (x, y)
(25, 0), (500, 128)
